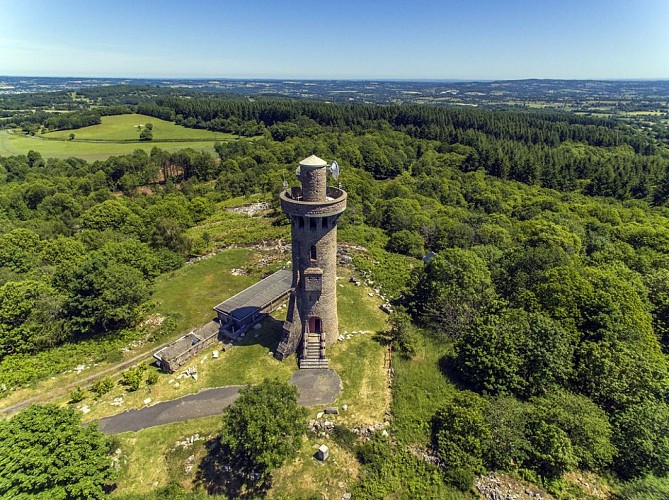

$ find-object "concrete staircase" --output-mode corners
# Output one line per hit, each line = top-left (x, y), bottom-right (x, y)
(299, 333), (329, 369)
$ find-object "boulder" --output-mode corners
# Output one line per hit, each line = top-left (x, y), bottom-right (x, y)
(316, 444), (329, 461)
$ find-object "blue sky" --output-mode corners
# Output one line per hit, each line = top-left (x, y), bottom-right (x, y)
(2, 0), (668, 79)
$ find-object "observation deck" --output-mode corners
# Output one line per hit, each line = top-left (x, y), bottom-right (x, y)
(280, 186), (347, 218)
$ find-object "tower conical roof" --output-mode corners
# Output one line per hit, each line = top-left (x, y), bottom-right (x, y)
(299, 155), (327, 167)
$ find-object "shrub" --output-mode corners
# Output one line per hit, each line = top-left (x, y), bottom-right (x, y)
(120, 365), (147, 392)
(69, 387), (85, 404)
(146, 369), (159, 386)
(431, 391), (490, 490)
(91, 377), (115, 398)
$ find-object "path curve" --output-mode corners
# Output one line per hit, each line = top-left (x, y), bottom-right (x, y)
(97, 369), (341, 434)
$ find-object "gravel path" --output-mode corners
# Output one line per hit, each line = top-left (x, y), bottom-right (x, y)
(97, 368), (341, 434)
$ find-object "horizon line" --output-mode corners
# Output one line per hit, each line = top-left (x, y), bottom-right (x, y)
(2, 75), (669, 83)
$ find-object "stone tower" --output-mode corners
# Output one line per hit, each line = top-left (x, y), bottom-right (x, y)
(275, 155), (347, 368)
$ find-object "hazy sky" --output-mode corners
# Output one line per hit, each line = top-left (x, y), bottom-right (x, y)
(2, 0), (668, 80)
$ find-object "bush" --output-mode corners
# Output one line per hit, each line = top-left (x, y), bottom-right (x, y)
(69, 387), (85, 404)
(146, 369), (159, 386)
(431, 391), (490, 490)
(614, 475), (669, 500)
(91, 377), (115, 398)
(120, 365), (147, 392)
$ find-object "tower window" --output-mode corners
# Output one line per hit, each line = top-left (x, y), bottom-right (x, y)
(310, 218), (317, 230)
(310, 245), (317, 261)
(322, 217), (329, 229)
(298, 216), (304, 228)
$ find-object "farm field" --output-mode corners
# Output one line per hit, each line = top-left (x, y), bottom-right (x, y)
(0, 113), (239, 161)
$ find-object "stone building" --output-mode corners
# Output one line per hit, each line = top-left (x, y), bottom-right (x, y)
(275, 155), (347, 368)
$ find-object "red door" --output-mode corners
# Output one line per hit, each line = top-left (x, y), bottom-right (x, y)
(309, 317), (322, 333)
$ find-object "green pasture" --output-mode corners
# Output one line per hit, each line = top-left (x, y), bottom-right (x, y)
(44, 113), (235, 141)
(0, 113), (239, 161)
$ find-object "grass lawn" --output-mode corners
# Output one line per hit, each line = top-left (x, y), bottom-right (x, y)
(112, 416), (221, 496)
(152, 247), (259, 335)
(0, 130), (222, 161)
(391, 333), (458, 445)
(0, 114), (241, 161)
(270, 438), (359, 499)
(186, 208), (290, 255)
(43, 113), (236, 141)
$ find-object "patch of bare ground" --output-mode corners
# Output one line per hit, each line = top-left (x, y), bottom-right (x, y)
(563, 471), (611, 499)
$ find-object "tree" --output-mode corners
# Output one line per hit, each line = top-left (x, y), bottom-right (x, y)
(431, 391), (490, 490)
(612, 400), (669, 479)
(0, 404), (114, 499)
(63, 254), (149, 333)
(0, 280), (64, 358)
(529, 391), (615, 472)
(217, 379), (306, 495)
(386, 229), (424, 258)
(0, 228), (40, 273)
(139, 123), (153, 141)
(410, 249), (496, 338)
(455, 309), (574, 397)
(376, 308), (417, 357)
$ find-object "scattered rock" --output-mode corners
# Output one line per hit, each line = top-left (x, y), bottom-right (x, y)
(80, 405), (90, 414)
(324, 407), (339, 415)
(226, 202), (271, 216)
(475, 473), (553, 500)
(253, 323), (262, 330)
(316, 412), (324, 419)
(111, 397), (124, 407)
(342, 494), (351, 500)
(212, 350), (219, 359)
(75, 364), (87, 374)
(342, 404), (348, 411)
(143, 398), (152, 405)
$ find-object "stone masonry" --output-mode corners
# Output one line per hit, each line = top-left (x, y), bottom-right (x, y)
(275, 155), (347, 368)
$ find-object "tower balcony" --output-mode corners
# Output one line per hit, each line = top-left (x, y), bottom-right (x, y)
(280, 186), (347, 218)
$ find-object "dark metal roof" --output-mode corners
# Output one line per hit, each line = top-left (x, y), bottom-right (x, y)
(154, 333), (201, 361)
(213, 269), (293, 322)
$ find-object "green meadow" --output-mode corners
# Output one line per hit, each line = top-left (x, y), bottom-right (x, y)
(0, 113), (239, 161)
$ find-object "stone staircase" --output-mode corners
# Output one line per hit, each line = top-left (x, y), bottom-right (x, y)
(299, 333), (329, 369)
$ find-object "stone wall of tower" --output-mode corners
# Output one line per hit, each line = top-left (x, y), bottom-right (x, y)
(274, 155), (346, 363)
(295, 216), (338, 344)
(275, 214), (339, 359)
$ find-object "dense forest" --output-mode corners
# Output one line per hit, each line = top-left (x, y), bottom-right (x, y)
(1, 93), (669, 497)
